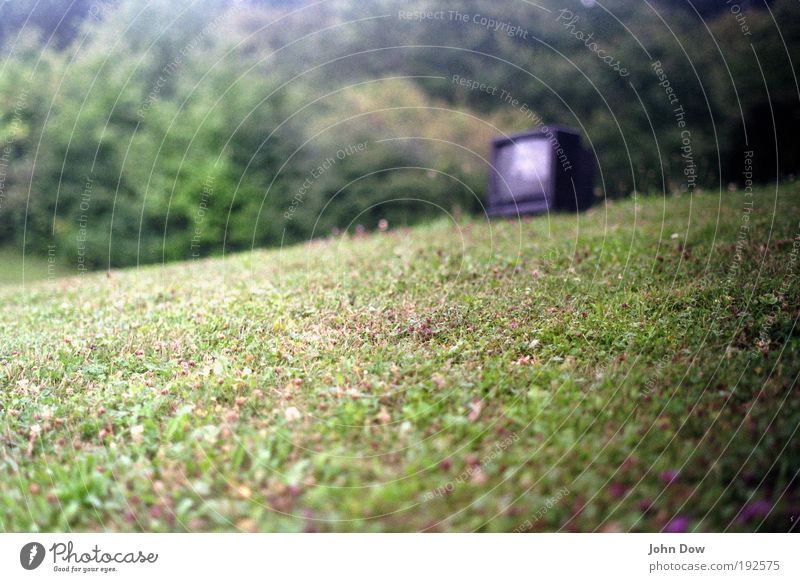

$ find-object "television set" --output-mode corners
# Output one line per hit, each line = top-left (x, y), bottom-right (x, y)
(487, 126), (594, 216)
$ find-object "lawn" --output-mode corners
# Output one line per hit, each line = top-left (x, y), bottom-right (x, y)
(0, 248), (69, 287)
(1, 186), (798, 532)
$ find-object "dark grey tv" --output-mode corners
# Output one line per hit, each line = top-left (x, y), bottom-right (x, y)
(487, 126), (593, 217)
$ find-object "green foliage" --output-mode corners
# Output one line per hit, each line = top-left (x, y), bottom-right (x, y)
(1, 0), (798, 270)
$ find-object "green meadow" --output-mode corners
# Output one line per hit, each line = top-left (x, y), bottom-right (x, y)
(1, 188), (798, 532)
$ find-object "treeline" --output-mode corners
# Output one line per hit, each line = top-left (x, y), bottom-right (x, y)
(0, 0), (797, 269)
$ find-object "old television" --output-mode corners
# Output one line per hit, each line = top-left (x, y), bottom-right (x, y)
(487, 126), (593, 216)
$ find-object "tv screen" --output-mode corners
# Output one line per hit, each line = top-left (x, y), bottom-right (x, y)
(488, 127), (593, 216)
(493, 138), (553, 206)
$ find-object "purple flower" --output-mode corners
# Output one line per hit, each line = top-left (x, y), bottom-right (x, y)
(739, 499), (772, 523)
(664, 515), (690, 533)
(660, 470), (679, 485)
(609, 483), (629, 499)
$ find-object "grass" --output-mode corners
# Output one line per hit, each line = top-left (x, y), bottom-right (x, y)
(1, 186), (799, 532)
(0, 248), (69, 287)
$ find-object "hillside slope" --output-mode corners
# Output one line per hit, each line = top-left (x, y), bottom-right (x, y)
(1, 187), (799, 532)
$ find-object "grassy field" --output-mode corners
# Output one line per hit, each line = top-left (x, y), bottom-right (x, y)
(0, 249), (69, 287)
(1, 187), (798, 532)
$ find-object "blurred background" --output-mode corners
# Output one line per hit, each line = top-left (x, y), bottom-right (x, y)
(0, 0), (797, 279)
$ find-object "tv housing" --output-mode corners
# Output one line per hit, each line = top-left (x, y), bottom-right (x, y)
(487, 126), (593, 217)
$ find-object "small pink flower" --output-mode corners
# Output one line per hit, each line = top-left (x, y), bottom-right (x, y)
(284, 406), (302, 423)
(609, 483), (629, 499)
